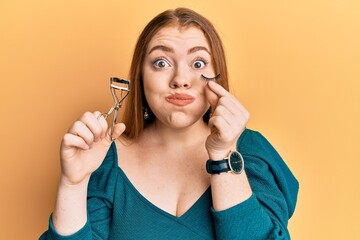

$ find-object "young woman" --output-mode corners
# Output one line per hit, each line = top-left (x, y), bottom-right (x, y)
(40, 8), (298, 240)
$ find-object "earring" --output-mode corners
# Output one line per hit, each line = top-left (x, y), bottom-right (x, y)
(143, 108), (149, 120)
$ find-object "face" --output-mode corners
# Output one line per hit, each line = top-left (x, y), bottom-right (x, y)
(142, 25), (216, 129)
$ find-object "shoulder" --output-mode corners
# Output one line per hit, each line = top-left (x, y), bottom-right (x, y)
(237, 129), (295, 176)
(88, 142), (119, 200)
(237, 128), (289, 168)
(237, 128), (299, 221)
(91, 142), (118, 177)
(237, 128), (276, 156)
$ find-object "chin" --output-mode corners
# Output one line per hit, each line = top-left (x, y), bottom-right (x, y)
(166, 113), (206, 129)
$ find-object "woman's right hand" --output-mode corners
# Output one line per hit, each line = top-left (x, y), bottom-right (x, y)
(59, 111), (125, 185)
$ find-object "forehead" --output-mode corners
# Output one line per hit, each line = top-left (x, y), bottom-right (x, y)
(147, 25), (210, 52)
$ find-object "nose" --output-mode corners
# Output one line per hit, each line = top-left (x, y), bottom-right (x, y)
(169, 68), (192, 89)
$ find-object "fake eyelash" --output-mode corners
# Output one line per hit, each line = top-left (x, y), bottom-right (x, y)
(201, 74), (221, 82)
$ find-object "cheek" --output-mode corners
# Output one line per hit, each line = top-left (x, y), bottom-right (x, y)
(142, 76), (167, 107)
(142, 69), (173, 98)
(143, 81), (156, 103)
(142, 68), (157, 97)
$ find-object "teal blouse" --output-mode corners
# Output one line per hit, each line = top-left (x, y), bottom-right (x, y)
(40, 129), (299, 240)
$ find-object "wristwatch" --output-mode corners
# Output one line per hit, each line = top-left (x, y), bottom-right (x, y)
(206, 150), (244, 174)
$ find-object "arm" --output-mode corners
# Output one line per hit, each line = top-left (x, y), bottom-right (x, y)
(205, 82), (298, 239)
(39, 111), (125, 239)
(52, 176), (90, 236)
(40, 144), (119, 240)
(205, 81), (252, 211)
(211, 132), (299, 240)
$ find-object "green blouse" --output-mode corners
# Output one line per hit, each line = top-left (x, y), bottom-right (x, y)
(40, 129), (299, 240)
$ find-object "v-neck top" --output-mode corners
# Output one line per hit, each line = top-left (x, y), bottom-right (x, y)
(40, 129), (299, 240)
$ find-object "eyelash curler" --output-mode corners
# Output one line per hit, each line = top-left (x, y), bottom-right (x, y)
(98, 77), (130, 140)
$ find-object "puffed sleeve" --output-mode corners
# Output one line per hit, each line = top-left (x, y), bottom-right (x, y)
(212, 129), (299, 240)
(39, 142), (118, 240)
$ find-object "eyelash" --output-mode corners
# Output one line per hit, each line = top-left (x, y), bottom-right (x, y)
(201, 74), (221, 82)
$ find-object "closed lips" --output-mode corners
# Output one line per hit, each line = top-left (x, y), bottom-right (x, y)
(165, 94), (195, 106)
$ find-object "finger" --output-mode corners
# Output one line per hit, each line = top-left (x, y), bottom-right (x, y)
(110, 123), (126, 140)
(207, 80), (232, 98)
(62, 133), (90, 150)
(213, 97), (239, 116)
(210, 88), (249, 118)
(94, 111), (108, 139)
(205, 83), (220, 110)
(68, 121), (95, 146)
(205, 81), (239, 111)
(211, 106), (249, 135)
(208, 116), (233, 143)
(105, 123), (126, 142)
(79, 112), (105, 142)
(210, 105), (233, 126)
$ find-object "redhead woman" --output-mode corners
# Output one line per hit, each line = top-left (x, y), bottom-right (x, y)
(40, 8), (298, 240)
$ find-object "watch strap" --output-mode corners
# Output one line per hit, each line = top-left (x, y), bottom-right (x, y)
(206, 159), (230, 174)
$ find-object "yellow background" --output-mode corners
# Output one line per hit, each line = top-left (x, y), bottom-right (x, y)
(1, 0), (359, 239)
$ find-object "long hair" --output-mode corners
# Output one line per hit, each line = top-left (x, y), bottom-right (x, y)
(122, 8), (229, 139)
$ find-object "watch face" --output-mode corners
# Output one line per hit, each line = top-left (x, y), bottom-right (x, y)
(229, 151), (244, 174)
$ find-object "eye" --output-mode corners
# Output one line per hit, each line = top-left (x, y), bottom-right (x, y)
(153, 58), (170, 69)
(192, 59), (207, 69)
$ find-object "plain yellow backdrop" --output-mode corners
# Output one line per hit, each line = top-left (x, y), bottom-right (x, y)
(1, 0), (359, 239)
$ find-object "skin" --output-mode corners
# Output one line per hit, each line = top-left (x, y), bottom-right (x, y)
(52, 25), (252, 236)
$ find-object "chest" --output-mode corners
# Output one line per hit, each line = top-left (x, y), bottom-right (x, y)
(110, 167), (215, 240)
(117, 142), (210, 217)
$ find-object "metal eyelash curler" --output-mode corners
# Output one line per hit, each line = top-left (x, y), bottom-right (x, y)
(98, 77), (130, 140)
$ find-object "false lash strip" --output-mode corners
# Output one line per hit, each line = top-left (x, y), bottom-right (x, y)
(201, 74), (221, 81)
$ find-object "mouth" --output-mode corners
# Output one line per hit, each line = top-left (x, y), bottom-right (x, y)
(165, 93), (195, 106)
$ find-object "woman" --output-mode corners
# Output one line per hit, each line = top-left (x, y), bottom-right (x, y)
(40, 8), (298, 240)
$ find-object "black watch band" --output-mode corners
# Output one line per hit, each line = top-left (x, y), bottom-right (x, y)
(206, 159), (230, 174)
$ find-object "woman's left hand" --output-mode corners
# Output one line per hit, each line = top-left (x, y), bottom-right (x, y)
(205, 81), (250, 160)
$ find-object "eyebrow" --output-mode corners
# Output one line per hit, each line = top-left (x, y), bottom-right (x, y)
(188, 46), (211, 55)
(148, 45), (211, 55)
(148, 45), (174, 55)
